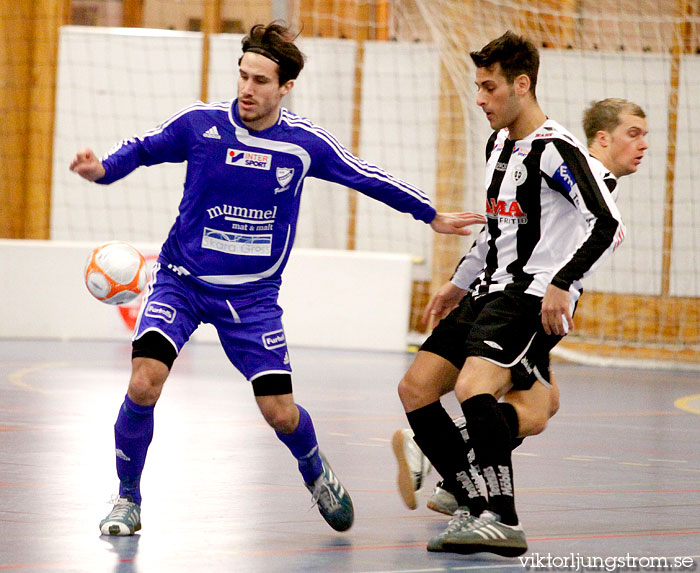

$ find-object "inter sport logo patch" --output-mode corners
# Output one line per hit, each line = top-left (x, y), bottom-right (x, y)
(226, 149), (272, 170)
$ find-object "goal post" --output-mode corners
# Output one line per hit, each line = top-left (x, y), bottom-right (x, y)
(0, 0), (70, 240)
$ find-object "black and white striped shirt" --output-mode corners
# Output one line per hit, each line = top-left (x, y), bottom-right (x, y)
(452, 119), (625, 308)
(590, 155), (619, 201)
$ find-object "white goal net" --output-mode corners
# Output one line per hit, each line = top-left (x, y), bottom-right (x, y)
(48, 0), (699, 365)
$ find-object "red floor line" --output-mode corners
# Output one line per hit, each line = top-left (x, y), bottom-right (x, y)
(345, 487), (700, 495)
(530, 529), (700, 541)
(1, 532), (698, 569)
(0, 564), (76, 571)
(0, 484), (44, 488)
(519, 488), (700, 495)
(223, 529), (700, 557)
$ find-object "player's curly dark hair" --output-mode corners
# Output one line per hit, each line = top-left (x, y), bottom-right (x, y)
(470, 31), (540, 96)
(239, 22), (306, 85)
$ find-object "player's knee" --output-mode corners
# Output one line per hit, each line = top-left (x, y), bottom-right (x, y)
(548, 370), (561, 418)
(511, 400), (549, 437)
(253, 375), (297, 433)
(397, 376), (413, 404)
(529, 415), (549, 436)
(549, 388), (561, 418)
(260, 403), (298, 433)
(523, 408), (549, 436)
(128, 358), (169, 405)
(398, 373), (433, 411)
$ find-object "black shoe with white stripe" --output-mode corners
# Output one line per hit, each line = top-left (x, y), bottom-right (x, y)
(306, 452), (354, 532)
(441, 510), (527, 557)
(426, 507), (475, 552)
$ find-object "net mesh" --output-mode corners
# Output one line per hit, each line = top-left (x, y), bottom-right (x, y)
(289, 0), (700, 364)
(6, 0), (697, 364)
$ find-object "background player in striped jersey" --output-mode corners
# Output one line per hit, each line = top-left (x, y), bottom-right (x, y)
(70, 22), (485, 537)
(393, 97), (648, 515)
(393, 31), (628, 556)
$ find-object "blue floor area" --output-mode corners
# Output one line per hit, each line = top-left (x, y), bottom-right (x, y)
(1, 340), (699, 572)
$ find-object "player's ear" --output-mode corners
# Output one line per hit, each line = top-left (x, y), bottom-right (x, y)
(280, 79), (294, 96)
(595, 130), (610, 148)
(514, 74), (530, 96)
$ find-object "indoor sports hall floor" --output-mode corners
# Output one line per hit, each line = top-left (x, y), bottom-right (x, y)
(1, 339), (699, 572)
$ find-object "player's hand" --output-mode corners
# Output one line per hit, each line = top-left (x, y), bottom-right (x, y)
(541, 283), (574, 336)
(422, 281), (467, 330)
(430, 212), (486, 236)
(69, 148), (106, 181)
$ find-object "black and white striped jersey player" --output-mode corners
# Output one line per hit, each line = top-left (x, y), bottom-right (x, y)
(391, 99), (647, 521)
(396, 37), (644, 550)
(452, 119), (625, 331)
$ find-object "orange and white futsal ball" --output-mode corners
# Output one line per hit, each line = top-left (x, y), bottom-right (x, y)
(84, 241), (147, 305)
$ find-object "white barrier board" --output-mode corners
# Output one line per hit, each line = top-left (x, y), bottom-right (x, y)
(0, 240), (412, 352)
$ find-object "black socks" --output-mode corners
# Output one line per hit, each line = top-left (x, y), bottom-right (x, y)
(407, 401), (487, 515)
(461, 393), (519, 525)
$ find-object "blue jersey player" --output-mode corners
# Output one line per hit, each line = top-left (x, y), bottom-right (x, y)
(70, 22), (485, 537)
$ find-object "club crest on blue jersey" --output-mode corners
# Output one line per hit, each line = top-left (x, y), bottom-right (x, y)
(275, 167), (294, 193)
(226, 149), (272, 170)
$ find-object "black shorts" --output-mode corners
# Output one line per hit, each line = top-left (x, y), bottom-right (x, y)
(420, 290), (562, 390)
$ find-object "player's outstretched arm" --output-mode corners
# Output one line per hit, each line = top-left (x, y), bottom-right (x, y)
(429, 212), (486, 236)
(69, 148), (106, 182)
(422, 281), (467, 330)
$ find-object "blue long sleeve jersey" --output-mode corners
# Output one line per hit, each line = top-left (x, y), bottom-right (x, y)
(97, 99), (436, 288)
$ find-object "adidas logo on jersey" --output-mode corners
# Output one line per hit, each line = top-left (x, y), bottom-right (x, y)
(203, 126), (221, 139)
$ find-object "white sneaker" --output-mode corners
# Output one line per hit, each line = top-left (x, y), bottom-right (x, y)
(426, 480), (459, 515)
(99, 495), (141, 536)
(391, 428), (432, 510)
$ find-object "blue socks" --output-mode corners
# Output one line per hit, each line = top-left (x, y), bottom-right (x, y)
(275, 404), (323, 485)
(113, 398), (322, 502)
(114, 394), (154, 506)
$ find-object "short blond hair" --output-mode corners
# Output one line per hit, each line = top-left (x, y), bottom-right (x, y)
(583, 98), (646, 146)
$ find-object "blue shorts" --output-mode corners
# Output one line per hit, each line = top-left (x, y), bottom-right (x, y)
(133, 262), (292, 381)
